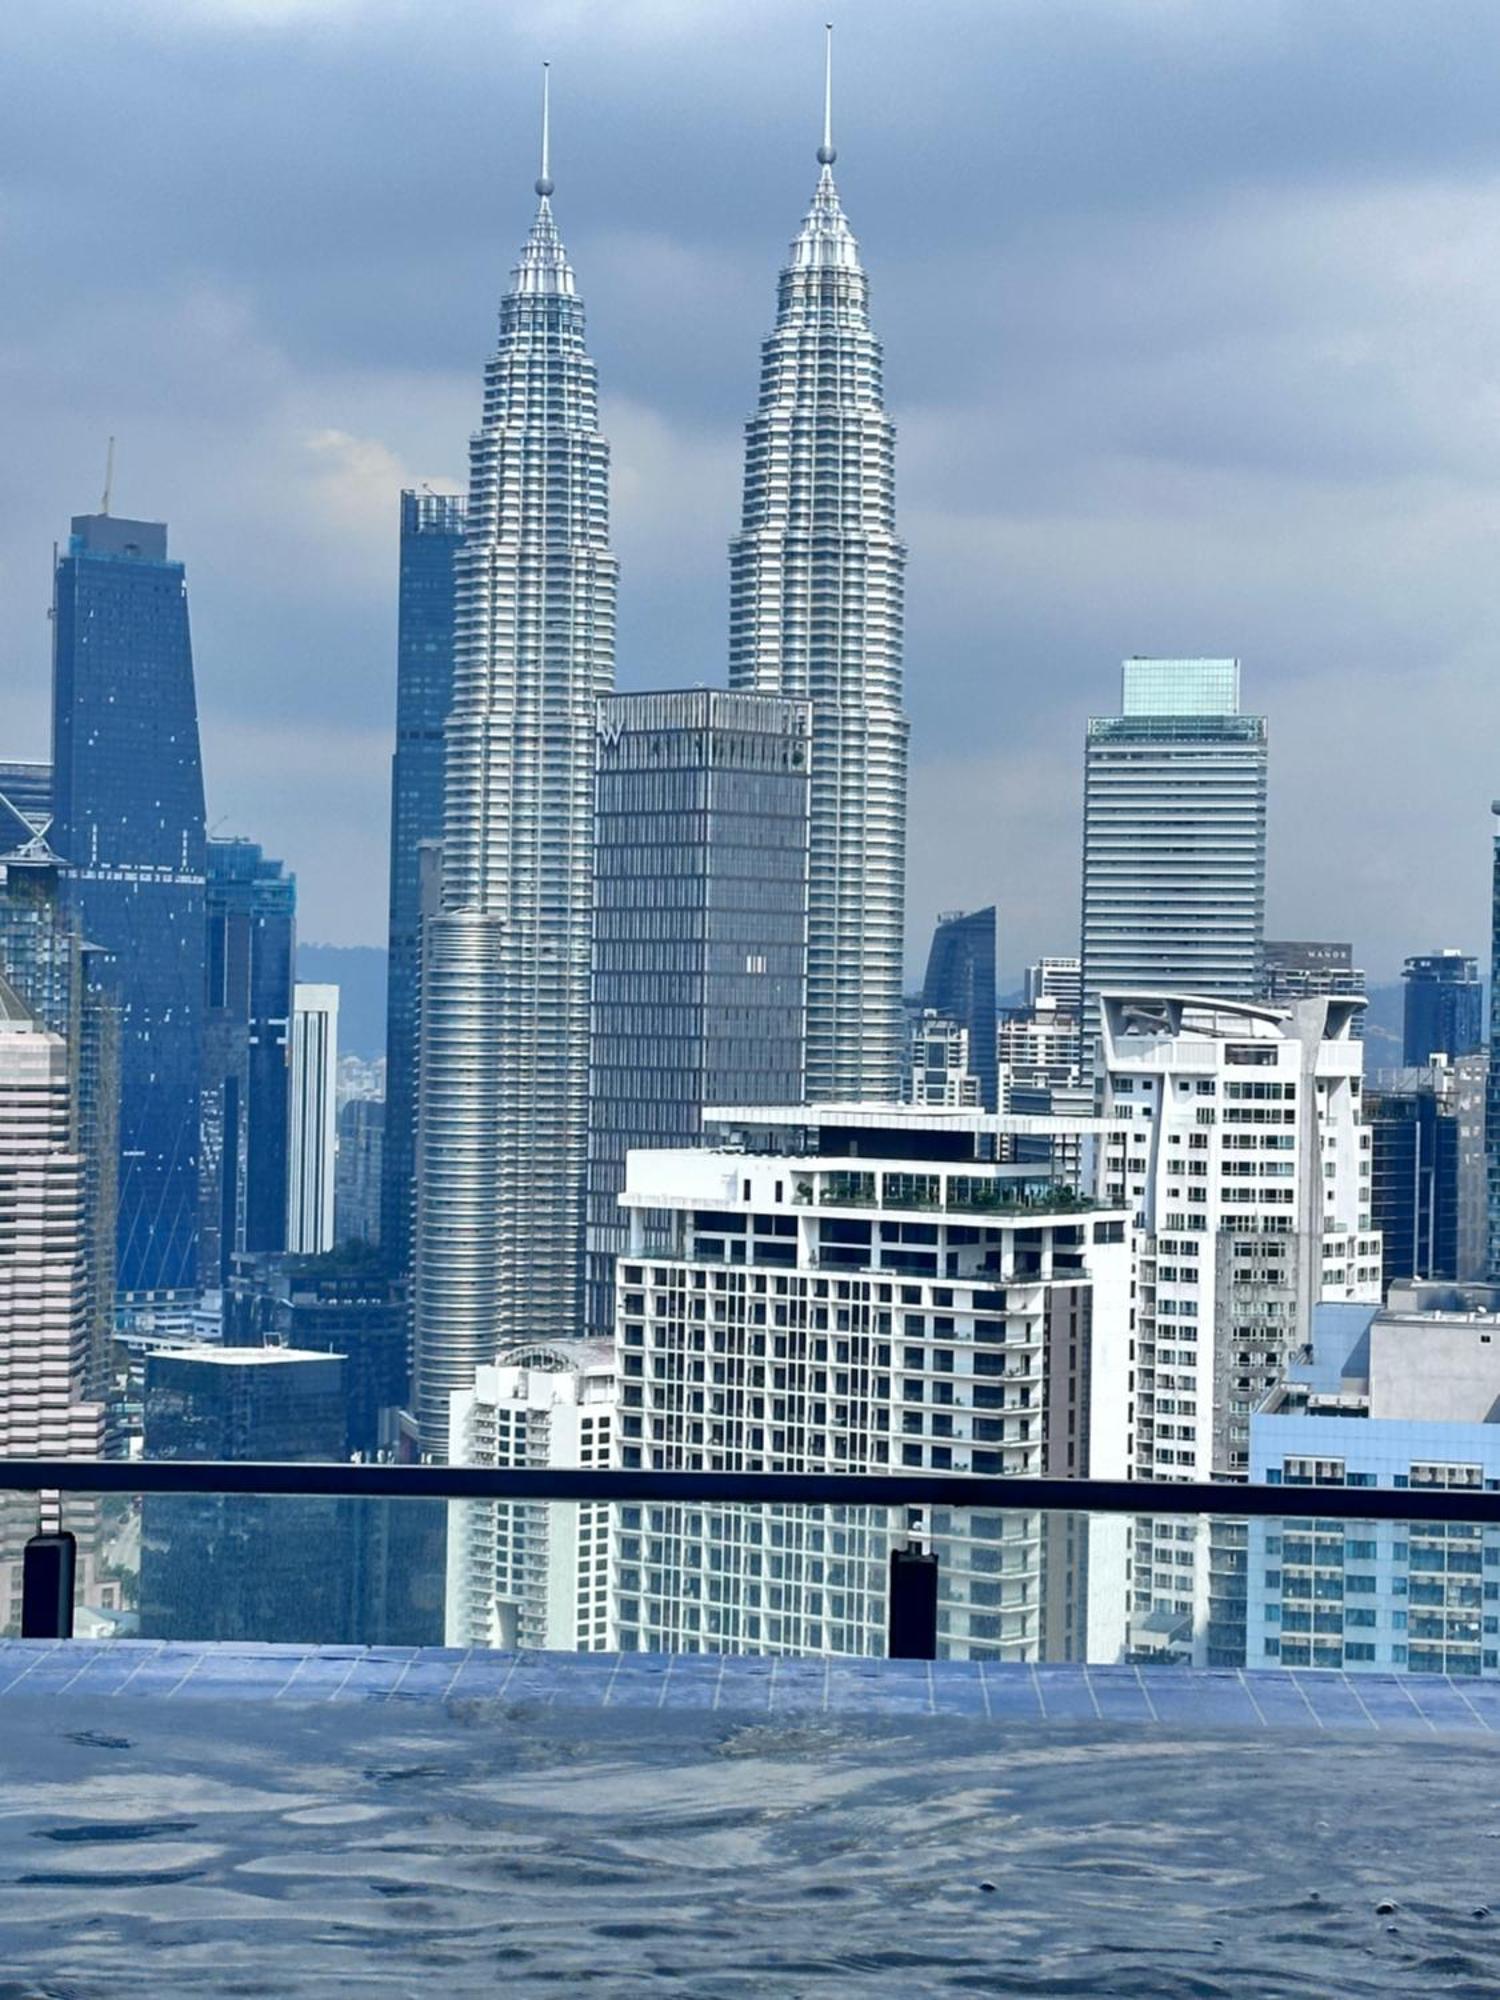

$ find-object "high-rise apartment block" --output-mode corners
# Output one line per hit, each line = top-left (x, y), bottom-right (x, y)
(445, 1341), (614, 1651)
(0, 975), (103, 1458)
(288, 983), (338, 1255)
(1095, 992), (1380, 1662)
(920, 908), (998, 1111)
(201, 839), (294, 1291)
(1025, 957), (1082, 1014)
(413, 145), (617, 1454)
(612, 1105), (1133, 1661)
(1403, 949), (1483, 1067)
(585, 689), (810, 1335)
(902, 1011), (981, 1108)
(728, 123), (908, 1101)
(382, 489), (464, 1280)
(1081, 660), (1266, 1050)
(1250, 1286), (1500, 1677)
(52, 513), (207, 1300)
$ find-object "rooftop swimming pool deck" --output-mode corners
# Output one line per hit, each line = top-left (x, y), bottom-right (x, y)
(3, 1644), (1500, 1996)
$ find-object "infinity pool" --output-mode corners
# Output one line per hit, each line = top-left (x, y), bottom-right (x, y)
(1, 1645), (1498, 1996)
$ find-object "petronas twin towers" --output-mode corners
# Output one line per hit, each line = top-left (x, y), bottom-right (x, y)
(412, 55), (907, 1452)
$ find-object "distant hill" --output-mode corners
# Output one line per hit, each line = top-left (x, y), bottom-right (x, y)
(296, 944), (387, 1061)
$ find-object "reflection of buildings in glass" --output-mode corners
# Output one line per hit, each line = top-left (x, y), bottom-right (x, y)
(612, 1105), (1133, 1663)
(1250, 1284), (1500, 1678)
(446, 1342), (615, 1651)
(52, 513), (207, 1300)
(1095, 991), (1381, 1667)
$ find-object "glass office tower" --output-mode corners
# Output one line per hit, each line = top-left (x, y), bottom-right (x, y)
(1402, 949), (1483, 1067)
(381, 490), (465, 1280)
(52, 513), (207, 1300)
(920, 907), (999, 1111)
(728, 111), (908, 1102)
(1080, 658), (1266, 1050)
(201, 839), (295, 1291)
(585, 689), (811, 1333)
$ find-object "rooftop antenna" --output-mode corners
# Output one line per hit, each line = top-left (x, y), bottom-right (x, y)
(100, 436), (115, 517)
(818, 21), (836, 166)
(536, 61), (553, 197)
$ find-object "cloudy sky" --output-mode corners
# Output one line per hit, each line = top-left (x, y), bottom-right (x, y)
(5, 0), (1500, 983)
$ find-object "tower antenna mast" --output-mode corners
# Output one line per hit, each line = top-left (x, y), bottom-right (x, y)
(100, 437), (115, 517)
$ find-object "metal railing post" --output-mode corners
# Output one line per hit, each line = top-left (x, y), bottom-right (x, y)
(888, 1543), (938, 1659)
(22, 1531), (76, 1640)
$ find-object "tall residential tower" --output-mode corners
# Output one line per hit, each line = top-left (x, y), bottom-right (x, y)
(728, 37), (908, 1101)
(412, 81), (616, 1452)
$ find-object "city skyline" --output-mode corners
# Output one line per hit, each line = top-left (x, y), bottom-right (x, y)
(5, 3), (1500, 981)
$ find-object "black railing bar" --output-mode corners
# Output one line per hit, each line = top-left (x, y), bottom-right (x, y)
(2, 1461), (1499, 1524)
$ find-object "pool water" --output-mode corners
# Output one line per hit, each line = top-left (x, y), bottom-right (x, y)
(2, 1665), (1499, 1996)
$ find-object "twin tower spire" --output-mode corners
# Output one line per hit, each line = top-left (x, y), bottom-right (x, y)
(411, 29), (905, 1445)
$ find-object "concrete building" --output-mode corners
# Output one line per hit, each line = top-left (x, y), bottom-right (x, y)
(585, 688), (810, 1336)
(288, 984), (338, 1255)
(1081, 660), (1266, 1052)
(612, 1105), (1134, 1663)
(1262, 943), (1366, 1045)
(1025, 957), (1082, 1014)
(1249, 1284), (1500, 1676)
(902, 1011), (981, 1108)
(446, 1342), (614, 1651)
(1095, 991), (1381, 1664)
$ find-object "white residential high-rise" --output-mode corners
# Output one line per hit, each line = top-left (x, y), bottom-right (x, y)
(612, 1105), (1134, 1662)
(1095, 991), (1381, 1663)
(0, 975), (102, 1458)
(412, 86), (616, 1451)
(445, 1341), (614, 1651)
(728, 39), (908, 1101)
(902, 1012), (980, 1108)
(1081, 660), (1266, 1052)
(1025, 957), (1082, 1014)
(287, 983), (338, 1255)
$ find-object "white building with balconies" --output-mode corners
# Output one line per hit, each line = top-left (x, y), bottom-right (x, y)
(611, 1105), (1135, 1663)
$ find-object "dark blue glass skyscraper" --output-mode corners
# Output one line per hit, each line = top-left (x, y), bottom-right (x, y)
(921, 906), (999, 1111)
(202, 838), (295, 1289)
(1403, 949), (1483, 1067)
(52, 513), (207, 1299)
(381, 489), (464, 1279)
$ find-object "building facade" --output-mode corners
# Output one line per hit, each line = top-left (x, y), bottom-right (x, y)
(51, 513), (207, 1300)
(381, 489), (465, 1280)
(921, 908), (998, 1111)
(586, 688), (810, 1335)
(1366, 1063), (1471, 1290)
(201, 839), (295, 1291)
(1403, 949), (1483, 1067)
(445, 1341), (614, 1651)
(1250, 1287), (1500, 1677)
(412, 143), (617, 1452)
(727, 120), (908, 1102)
(1095, 991), (1380, 1664)
(612, 1105), (1133, 1662)
(0, 975), (104, 1458)
(288, 984), (338, 1255)
(335, 1096), (383, 1250)
(1262, 940), (1366, 1010)
(1081, 660), (1266, 1053)
(902, 1011), (981, 1108)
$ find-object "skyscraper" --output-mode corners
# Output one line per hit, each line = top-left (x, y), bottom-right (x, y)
(0, 974), (104, 1459)
(1403, 949), (1483, 1066)
(288, 983), (338, 1255)
(201, 838), (295, 1291)
(921, 907), (998, 1111)
(1080, 659), (1266, 1051)
(51, 512), (207, 1300)
(1262, 940), (1366, 1008)
(412, 82), (617, 1452)
(381, 489), (465, 1280)
(585, 688), (810, 1334)
(727, 38), (908, 1102)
